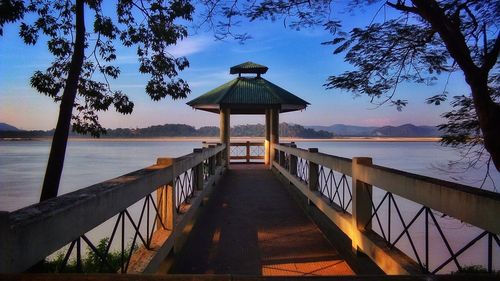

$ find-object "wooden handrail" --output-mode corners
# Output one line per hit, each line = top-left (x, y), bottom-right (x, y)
(0, 144), (226, 273)
(272, 143), (500, 274)
(230, 141), (265, 163)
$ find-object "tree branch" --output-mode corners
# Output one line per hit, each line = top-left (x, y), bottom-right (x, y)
(482, 32), (500, 72)
(386, 1), (419, 14)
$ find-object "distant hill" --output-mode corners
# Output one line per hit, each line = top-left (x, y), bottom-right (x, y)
(372, 124), (440, 137)
(0, 123), (21, 131)
(0, 123), (333, 139)
(0, 122), (440, 138)
(307, 123), (441, 137)
(308, 124), (376, 136)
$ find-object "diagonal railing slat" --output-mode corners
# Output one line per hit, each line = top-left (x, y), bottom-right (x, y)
(0, 144), (225, 273)
(272, 143), (500, 275)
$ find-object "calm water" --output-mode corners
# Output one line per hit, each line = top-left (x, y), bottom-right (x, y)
(0, 140), (497, 211)
(0, 140), (198, 211)
(0, 139), (498, 272)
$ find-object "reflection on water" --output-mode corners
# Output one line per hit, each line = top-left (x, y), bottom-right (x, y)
(0, 140), (198, 211)
(1, 140), (498, 211)
(0, 140), (498, 273)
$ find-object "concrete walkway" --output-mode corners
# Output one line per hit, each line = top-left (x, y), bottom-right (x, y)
(170, 164), (366, 276)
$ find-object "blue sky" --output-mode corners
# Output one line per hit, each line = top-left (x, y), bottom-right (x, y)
(0, 3), (470, 130)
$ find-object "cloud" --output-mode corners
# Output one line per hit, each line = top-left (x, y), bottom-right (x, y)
(166, 36), (214, 57)
(115, 36), (214, 65)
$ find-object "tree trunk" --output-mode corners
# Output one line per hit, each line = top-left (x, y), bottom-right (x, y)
(409, 0), (500, 172)
(39, 0), (85, 202)
(469, 76), (500, 171)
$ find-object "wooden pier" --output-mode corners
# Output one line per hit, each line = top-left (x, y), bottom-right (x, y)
(1, 141), (499, 279)
(169, 164), (376, 276)
(1, 63), (499, 279)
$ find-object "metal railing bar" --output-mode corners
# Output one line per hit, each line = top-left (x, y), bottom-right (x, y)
(367, 192), (390, 242)
(390, 206), (425, 249)
(389, 194), (423, 268)
(428, 209), (461, 271)
(432, 230), (488, 273)
(103, 212), (122, 267)
(80, 234), (114, 272)
(120, 211), (125, 273)
(149, 194), (166, 230)
(59, 240), (76, 272)
(123, 210), (148, 248)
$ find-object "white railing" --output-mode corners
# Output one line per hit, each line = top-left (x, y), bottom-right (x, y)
(273, 143), (500, 275)
(0, 144), (226, 273)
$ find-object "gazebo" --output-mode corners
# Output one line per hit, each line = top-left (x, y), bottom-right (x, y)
(187, 62), (309, 167)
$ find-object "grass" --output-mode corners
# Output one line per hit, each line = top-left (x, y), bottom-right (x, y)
(31, 238), (136, 273)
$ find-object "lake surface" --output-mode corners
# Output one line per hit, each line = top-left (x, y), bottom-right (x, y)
(0, 139), (497, 211)
(0, 139), (498, 272)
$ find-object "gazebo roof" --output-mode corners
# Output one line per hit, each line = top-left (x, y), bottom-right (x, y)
(187, 62), (309, 114)
(230, 61), (268, 75)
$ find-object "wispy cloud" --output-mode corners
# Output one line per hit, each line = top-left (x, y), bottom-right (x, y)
(166, 36), (214, 57)
(115, 36), (214, 65)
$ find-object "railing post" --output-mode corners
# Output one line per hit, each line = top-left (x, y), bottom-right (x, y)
(244, 141), (249, 163)
(289, 142), (297, 176)
(352, 157), (373, 253)
(279, 144), (286, 167)
(156, 158), (176, 231)
(265, 109), (271, 166)
(308, 148), (319, 191)
(208, 145), (216, 175)
(193, 148), (204, 191)
(216, 144), (222, 167)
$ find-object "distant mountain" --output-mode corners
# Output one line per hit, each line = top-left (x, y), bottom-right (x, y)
(0, 123), (21, 131)
(308, 124), (376, 136)
(372, 124), (440, 137)
(307, 123), (441, 137)
(0, 123), (332, 139)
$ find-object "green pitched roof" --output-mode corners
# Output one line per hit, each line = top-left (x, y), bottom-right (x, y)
(187, 76), (309, 114)
(230, 61), (268, 75)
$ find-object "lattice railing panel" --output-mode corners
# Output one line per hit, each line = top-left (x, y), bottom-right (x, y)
(230, 146), (246, 157)
(296, 157), (309, 184)
(175, 168), (194, 213)
(250, 145), (265, 157)
(368, 187), (500, 274)
(52, 191), (166, 273)
(317, 166), (353, 214)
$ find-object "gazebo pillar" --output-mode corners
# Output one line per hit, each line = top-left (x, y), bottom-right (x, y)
(265, 109), (271, 166)
(220, 107), (230, 167)
(269, 107), (279, 168)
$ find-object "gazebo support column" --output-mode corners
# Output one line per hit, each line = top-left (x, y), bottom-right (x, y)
(220, 107), (230, 167)
(265, 109), (271, 166)
(269, 107), (279, 168)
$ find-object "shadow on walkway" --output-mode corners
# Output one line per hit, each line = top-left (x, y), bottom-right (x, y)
(170, 164), (358, 276)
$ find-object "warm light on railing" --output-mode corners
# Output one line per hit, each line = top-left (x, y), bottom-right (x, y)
(272, 143), (500, 275)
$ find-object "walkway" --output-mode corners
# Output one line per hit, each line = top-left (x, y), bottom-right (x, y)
(170, 164), (358, 276)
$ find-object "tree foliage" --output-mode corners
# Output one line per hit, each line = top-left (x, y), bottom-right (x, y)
(1, 0), (194, 200)
(19, 0), (193, 137)
(323, 0), (500, 172)
(196, 0), (500, 172)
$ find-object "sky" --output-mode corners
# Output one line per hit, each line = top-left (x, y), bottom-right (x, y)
(0, 3), (471, 130)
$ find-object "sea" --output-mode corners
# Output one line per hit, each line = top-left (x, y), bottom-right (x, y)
(0, 139), (498, 272)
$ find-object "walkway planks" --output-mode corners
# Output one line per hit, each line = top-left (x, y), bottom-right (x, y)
(170, 164), (355, 276)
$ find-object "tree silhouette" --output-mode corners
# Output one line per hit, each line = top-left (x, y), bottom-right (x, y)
(198, 0), (500, 172)
(1, 0), (193, 201)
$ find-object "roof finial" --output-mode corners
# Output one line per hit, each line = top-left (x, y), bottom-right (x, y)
(230, 61), (268, 76)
